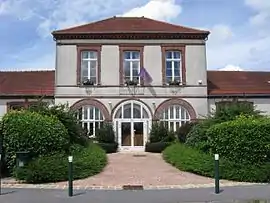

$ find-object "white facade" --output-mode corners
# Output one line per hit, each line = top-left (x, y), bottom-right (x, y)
(53, 37), (210, 151)
(1, 19), (269, 152)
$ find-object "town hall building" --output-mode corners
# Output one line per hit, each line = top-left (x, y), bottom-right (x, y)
(1, 17), (270, 151)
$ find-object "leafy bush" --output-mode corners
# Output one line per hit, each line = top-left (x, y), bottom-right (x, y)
(97, 143), (118, 153)
(186, 101), (262, 152)
(149, 122), (175, 143)
(29, 102), (89, 147)
(2, 110), (69, 170)
(95, 123), (116, 143)
(185, 119), (217, 152)
(145, 142), (171, 153)
(207, 115), (270, 164)
(163, 143), (270, 183)
(14, 144), (107, 183)
(0, 122), (7, 176)
(175, 122), (197, 143)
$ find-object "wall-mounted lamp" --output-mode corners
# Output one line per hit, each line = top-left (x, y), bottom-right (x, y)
(108, 101), (112, 110)
(152, 101), (156, 110)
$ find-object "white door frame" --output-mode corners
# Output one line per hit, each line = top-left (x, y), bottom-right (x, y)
(116, 119), (148, 151)
(112, 100), (152, 151)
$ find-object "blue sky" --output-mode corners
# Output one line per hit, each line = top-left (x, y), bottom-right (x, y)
(0, 0), (269, 71)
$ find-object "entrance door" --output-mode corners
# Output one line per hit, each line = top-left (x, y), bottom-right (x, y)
(133, 122), (144, 147)
(119, 121), (145, 151)
(121, 122), (131, 147)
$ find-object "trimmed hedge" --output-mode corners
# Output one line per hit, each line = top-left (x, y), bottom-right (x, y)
(145, 142), (171, 153)
(14, 144), (107, 183)
(163, 143), (270, 183)
(207, 116), (270, 164)
(97, 143), (118, 153)
(2, 110), (69, 170)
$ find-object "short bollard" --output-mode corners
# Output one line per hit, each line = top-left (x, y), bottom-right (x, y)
(214, 154), (220, 194)
(68, 156), (73, 197)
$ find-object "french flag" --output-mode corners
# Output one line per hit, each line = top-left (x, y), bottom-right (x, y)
(139, 67), (153, 85)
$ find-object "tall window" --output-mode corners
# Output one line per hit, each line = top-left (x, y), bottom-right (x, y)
(165, 51), (181, 83)
(81, 51), (98, 84)
(77, 106), (104, 137)
(123, 51), (140, 84)
(160, 105), (190, 131)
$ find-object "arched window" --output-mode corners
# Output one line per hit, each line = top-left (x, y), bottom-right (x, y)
(77, 105), (104, 136)
(159, 105), (190, 131)
(114, 101), (150, 119)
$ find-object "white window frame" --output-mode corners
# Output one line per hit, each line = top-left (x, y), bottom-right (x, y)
(81, 50), (98, 84)
(114, 101), (150, 119)
(160, 105), (190, 132)
(78, 106), (104, 137)
(165, 51), (182, 83)
(123, 51), (141, 84)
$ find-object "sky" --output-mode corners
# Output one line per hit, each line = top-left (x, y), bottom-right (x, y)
(0, 0), (269, 71)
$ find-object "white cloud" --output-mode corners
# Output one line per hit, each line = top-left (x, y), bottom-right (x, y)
(208, 24), (234, 45)
(121, 0), (181, 21)
(0, 0), (142, 38)
(245, 0), (270, 28)
(207, 34), (270, 70)
(205, 0), (270, 71)
(37, 0), (149, 38)
(219, 65), (244, 71)
(0, 0), (36, 20)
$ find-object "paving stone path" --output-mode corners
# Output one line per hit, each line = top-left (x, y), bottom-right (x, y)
(2, 152), (257, 190)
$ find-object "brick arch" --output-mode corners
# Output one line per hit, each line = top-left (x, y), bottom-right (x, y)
(154, 98), (197, 120)
(70, 99), (110, 121)
(111, 98), (153, 120)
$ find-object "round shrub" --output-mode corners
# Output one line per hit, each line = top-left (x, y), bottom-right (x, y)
(145, 142), (171, 153)
(2, 110), (69, 170)
(163, 143), (270, 183)
(207, 115), (270, 164)
(14, 144), (107, 183)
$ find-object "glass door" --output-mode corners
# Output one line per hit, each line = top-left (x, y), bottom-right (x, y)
(119, 121), (146, 151)
(121, 122), (131, 147)
(133, 122), (144, 146)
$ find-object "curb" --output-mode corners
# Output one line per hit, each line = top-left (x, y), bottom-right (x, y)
(1, 182), (263, 190)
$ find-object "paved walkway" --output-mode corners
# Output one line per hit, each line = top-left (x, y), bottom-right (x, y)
(2, 152), (257, 190)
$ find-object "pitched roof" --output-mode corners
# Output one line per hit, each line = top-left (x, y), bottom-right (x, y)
(52, 16), (209, 35)
(207, 70), (270, 96)
(1, 70), (270, 97)
(0, 71), (54, 96)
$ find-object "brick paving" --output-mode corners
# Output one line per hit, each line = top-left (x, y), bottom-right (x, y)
(2, 152), (259, 190)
